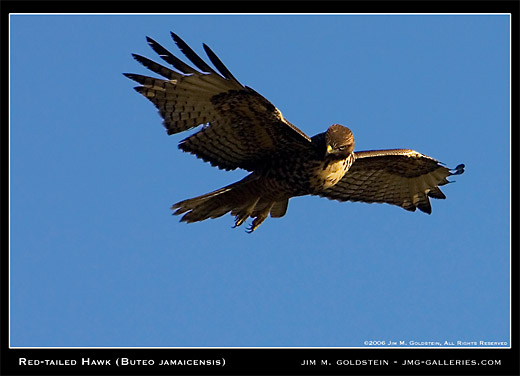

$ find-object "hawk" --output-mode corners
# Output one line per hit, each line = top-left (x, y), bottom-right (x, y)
(125, 32), (465, 233)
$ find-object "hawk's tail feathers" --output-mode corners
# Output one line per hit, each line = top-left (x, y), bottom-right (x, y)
(171, 177), (288, 232)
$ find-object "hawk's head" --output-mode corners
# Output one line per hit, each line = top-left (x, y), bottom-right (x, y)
(325, 124), (355, 158)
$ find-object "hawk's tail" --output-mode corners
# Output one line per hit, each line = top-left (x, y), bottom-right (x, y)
(171, 176), (288, 233)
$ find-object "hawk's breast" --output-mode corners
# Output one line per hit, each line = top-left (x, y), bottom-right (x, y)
(309, 154), (354, 192)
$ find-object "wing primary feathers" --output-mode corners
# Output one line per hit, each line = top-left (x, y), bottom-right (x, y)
(170, 32), (218, 75)
(122, 72), (140, 82)
(122, 72), (154, 86)
(427, 187), (446, 199)
(146, 36), (199, 74)
(202, 43), (242, 85)
(451, 164), (465, 175)
(130, 54), (179, 80)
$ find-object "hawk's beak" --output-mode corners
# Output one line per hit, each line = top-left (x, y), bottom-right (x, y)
(326, 144), (333, 154)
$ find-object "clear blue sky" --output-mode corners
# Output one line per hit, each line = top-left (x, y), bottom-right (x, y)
(10, 14), (510, 348)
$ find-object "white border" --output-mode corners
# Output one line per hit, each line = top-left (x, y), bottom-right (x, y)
(8, 12), (513, 350)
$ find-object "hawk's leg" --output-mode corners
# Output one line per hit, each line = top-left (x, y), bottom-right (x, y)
(246, 203), (274, 233)
(232, 197), (261, 228)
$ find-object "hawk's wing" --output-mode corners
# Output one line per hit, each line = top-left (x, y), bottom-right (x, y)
(124, 32), (312, 171)
(319, 149), (465, 214)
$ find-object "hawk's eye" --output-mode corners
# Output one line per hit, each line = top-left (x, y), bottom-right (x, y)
(337, 146), (346, 151)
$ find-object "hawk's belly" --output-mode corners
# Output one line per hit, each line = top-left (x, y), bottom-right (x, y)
(309, 155), (354, 192)
(258, 154), (354, 198)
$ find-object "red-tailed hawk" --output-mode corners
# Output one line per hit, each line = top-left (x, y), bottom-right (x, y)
(125, 32), (465, 232)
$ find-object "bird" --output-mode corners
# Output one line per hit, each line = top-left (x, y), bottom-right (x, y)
(124, 32), (465, 233)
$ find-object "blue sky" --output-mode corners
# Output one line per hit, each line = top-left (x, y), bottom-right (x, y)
(9, 14), (510, 348)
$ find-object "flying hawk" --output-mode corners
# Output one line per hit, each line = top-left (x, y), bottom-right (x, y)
(124, 32), (465, 233)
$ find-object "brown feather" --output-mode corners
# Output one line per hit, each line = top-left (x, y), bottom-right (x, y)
(319, 149), (462, 214)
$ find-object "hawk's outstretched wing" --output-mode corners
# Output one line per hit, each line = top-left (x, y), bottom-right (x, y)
(318, 149), (465, 214)
(124, 32), (312, 171)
